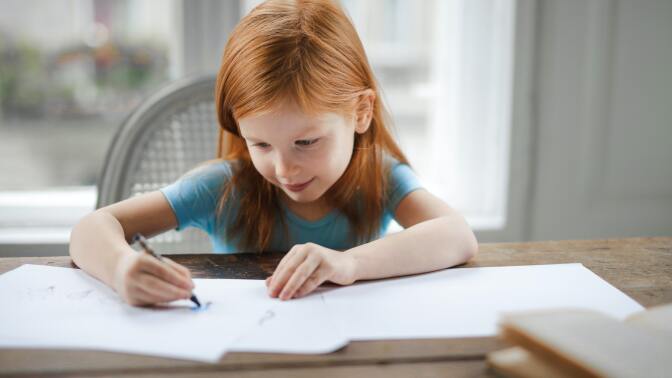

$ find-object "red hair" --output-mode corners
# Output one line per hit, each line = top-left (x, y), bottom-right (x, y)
(215, 0), (409, 251)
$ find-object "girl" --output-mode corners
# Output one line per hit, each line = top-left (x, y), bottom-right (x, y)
(69, 0), (478, 306)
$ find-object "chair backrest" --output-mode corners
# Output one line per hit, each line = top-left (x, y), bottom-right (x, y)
(97, 75), (219, 253)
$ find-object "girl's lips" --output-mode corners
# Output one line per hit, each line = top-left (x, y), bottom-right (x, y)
(284, 178), (314, 192)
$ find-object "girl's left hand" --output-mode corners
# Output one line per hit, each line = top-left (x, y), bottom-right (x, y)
(266, 243), (357, 300)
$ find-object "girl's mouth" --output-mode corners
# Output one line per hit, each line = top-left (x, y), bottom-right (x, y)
(284, 178), (314, 192)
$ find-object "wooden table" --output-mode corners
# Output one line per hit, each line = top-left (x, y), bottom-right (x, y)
(0, 237), (670, 377)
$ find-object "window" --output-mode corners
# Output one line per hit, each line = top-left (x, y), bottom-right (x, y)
(343, 0), (515, 231)
(0, 0), (180, 244)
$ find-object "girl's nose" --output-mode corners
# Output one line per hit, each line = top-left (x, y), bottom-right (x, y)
(275, 153), (299, 179)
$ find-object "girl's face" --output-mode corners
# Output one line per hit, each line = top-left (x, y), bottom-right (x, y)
(238, 100), (364, 206)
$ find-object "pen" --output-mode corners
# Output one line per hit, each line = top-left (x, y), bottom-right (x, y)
(132, 233), (201, 308)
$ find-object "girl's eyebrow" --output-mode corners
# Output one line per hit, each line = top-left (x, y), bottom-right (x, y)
(294, 125), (324, 139)
(241, 124), (324, 142)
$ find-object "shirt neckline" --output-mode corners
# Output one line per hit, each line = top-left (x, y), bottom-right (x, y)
(282, 204), (339, 228)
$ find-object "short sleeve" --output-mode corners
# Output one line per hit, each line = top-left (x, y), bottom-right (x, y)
(159, 162), (232, 232)
(385, 162), (423, 214)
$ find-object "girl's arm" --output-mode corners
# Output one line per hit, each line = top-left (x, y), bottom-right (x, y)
(347, 189), (477, 281)
(69, 191), (194, 305)
(266, 189), (478, 300)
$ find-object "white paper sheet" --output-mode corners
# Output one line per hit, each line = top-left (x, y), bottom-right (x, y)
(0, 263), (645, 361)
(0, 265), (273, 362)
(230, 290), (348, 354)
(321, 263), (644, 340)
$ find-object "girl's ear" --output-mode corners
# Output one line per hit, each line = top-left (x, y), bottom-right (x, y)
(354, 89), (375, 134)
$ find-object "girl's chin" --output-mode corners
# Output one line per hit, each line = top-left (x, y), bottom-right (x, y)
(281, 187), (325, 204)
(283, 191), (320, 203)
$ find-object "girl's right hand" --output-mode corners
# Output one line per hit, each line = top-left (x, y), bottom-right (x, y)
(113, 252), (195, 306)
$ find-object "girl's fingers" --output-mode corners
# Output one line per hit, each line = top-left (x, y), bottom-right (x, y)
(269, 247), (308, 296)
(139, 255), (193, 290)
(128, 288), (157, 307)
(294, 269), (327, 298)
(137, 274), (191, 303)
(278, 256), (320, 300)
(272, 246), (302, 281)
(163, 257), (193, 281)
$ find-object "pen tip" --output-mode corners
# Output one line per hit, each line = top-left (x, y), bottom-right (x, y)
(191, 295), (201, 308)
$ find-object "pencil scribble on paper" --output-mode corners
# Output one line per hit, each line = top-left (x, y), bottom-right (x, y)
(67, 289), (93, 300)
(258, 309), (275, 326)
(26, 285), (55, 300)
(191, 301), (212, 312)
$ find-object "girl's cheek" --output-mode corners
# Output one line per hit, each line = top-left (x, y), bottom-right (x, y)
(249, 155), (273, 180)
(304, 143), (331, 161)
(259, 165), (275, 181)
(265, 166), (282, 184)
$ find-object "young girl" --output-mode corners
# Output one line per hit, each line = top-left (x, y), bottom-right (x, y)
(70, 0), (478, 306)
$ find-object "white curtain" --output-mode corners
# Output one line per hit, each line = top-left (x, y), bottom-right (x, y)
(428, 0), (515, 230)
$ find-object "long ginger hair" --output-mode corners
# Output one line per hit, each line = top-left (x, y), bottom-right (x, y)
(214, 0), (409, 251)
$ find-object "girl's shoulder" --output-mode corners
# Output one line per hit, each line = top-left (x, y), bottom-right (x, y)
(170, 159), (244, 201)
(181, 159), (237, 184)
(383, 155), (414, 180)
(383, 155), (422, 210)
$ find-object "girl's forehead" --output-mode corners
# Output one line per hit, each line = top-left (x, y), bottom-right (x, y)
(238, 105), (349, 137)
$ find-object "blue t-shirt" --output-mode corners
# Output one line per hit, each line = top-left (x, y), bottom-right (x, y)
(159, 159), (422, 253)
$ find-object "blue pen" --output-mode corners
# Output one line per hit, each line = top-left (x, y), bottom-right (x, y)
(133, 233), (201, 308)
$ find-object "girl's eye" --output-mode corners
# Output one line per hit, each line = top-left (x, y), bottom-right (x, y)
(295, 138), (320, 147)
(253, 142), (270, 149)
